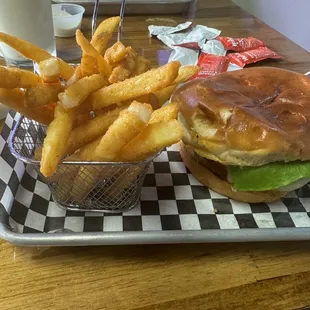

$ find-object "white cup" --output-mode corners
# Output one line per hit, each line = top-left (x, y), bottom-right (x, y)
(52, 4), (85, 38)
(0, 0), (56, 66)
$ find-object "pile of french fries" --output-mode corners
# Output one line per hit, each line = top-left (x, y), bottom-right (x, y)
(0, 17), (199, 201)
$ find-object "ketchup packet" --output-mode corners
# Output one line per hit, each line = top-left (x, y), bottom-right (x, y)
(191, 53), (230, 79)
(227, 47), (282, 68)
(217, 36), (266, 52)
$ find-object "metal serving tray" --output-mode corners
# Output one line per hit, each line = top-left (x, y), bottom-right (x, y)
(52, 0), (195, 16)
(1, 109), (310, 246)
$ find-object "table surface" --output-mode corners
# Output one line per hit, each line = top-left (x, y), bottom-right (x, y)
(1, 1), (310, 309)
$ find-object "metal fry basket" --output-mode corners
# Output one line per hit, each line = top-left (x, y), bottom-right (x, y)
(9, 115), (157, 213)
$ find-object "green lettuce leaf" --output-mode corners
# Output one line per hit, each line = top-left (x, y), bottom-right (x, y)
(228, 161), (310, 191)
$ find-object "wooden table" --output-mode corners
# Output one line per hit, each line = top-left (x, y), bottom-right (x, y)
(1, 1), (310, 309)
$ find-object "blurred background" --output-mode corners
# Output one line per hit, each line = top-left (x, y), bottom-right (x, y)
(53, 0), (310, 52)
(233, 0), (310, 52)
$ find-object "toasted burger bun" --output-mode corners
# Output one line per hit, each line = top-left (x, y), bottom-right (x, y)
(180, 142), (287, 203)
(173, 67), (310, 166)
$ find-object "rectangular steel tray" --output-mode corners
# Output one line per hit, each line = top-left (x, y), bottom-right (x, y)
(1, 109), (310, 246)
(52, 0), (195, 16)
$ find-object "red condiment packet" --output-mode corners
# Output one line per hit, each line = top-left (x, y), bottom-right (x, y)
(217, 36), (266, 52)
(227, 47), (282, 68)
(191, 53), (230, 79)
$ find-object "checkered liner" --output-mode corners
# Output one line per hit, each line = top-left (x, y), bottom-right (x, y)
(1, 110), (310, 234)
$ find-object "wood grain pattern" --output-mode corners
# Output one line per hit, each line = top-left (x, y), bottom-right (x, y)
(1, 242), (310, 310)
(1, 1), (310, 309)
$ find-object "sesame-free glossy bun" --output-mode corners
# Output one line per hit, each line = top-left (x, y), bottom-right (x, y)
(173, 67), (310, 166)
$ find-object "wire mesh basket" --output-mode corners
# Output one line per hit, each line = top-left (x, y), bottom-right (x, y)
(9, 115), (157, 213)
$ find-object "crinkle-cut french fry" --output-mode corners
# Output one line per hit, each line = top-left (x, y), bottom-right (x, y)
(25, 83), (62, 107)
(174, 65), (199, 84)
(104, 42), (127, 64)
(59, 74), (106, 109)
(39, 57), (61, 83)
(94, 101), (153, 162)
(65, 105), (126, 156)
(40, 105), (75, 177)
(90, 61), (181, 110)
(133, 56), (152, 76)
(153, 85), (177, 107)
(149, 102), (178, 124)
(91, 16), (121, 53)
(76, 30), (112, 78)
(0, 32), (75, 80)
(0, 66), (42, 88)
(0, 88), (53, 125)
(120, 119), (182, 161)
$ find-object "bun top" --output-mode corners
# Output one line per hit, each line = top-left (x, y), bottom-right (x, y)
(173, 67), (310, 166)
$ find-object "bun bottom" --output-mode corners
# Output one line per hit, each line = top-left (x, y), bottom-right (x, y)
(179, 142), (287, 203)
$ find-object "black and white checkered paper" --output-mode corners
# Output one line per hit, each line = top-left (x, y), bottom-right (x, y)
(1, 110), (310, 234)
